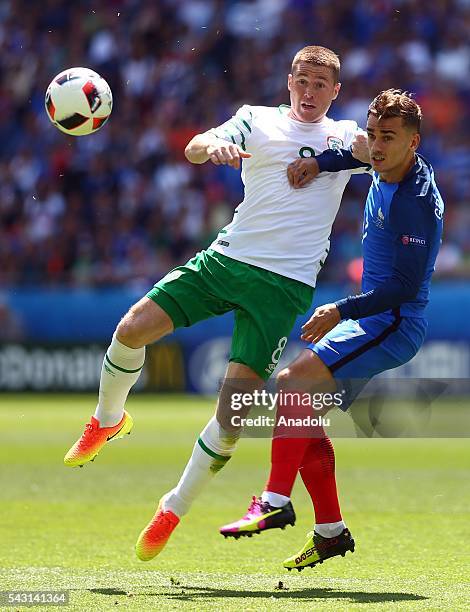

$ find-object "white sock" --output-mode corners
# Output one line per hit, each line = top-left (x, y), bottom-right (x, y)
(314, 520), (346, 538)
(261, 491), (290, 508)
(164, 416), (237, 517)
(94, 333), (145, 427)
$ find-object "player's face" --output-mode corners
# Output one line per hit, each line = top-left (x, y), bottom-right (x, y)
(367, 115), (420, 182)
(288, 63), (340, 123)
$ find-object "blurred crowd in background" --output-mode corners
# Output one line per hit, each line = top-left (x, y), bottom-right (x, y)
(0, 0), (469, 291)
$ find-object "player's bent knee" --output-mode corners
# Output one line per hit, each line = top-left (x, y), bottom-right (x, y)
(275, 361), (309, 390)
(115, 317), (139, 347)
(116, 297), (174, 348)
(276, 350), (335, 391)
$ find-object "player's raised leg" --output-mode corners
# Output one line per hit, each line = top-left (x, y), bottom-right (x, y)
(135, 362), (263, 560)
(64, 297), (173, 467)
(135, 255), (312, 560)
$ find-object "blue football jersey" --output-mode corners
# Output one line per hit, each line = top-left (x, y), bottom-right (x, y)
(360, 154), (444, 317)
(315, 149), (444, 320)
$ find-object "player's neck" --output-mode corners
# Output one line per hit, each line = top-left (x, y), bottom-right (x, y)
(379, 154), (416, 184)
(287, 109), (326, 124)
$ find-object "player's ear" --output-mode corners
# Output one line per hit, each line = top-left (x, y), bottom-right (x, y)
(410, 132), (420, 151)
(287, 73), (293, 91)
(332, 81), (341, 100)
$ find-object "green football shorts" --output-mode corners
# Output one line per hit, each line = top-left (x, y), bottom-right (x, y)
(146, 249), (314, 380)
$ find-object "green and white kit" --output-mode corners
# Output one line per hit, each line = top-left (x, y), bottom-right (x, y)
(209, 104), (365, 286)
(147, 249), (312, 379)
(148, 105), (364, 379)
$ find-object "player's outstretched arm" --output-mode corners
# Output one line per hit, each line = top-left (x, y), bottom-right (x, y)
(287, 146), (371, 189)
(185, 132), (251, 168)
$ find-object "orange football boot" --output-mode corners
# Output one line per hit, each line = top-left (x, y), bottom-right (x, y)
(136, 497), (180, 561)
(64, 411), (133, 467)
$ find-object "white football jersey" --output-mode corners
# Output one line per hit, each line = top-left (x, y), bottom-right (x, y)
(208, 104), (367, 287)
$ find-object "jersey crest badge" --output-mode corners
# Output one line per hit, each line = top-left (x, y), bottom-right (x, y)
(327, 136), (344, 151)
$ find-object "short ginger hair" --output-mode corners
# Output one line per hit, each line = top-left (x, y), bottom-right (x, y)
(291, 46), (340, 83)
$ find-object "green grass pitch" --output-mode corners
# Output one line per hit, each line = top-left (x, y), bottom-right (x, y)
(0, 394), (469, 611)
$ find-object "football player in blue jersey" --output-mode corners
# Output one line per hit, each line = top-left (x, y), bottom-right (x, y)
(220, 90), (444, 571)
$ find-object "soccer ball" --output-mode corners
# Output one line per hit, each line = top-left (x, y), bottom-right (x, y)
(45, 67), (113, 136)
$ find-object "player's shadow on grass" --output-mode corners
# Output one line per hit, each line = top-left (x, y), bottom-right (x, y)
(89, 586), (428, 604)
(163, 586), (428, 604)
(90, 588), (129, 596)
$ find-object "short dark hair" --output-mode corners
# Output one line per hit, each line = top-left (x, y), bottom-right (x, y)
(292, 46), (340, 83)
(368, 89), (422, 133)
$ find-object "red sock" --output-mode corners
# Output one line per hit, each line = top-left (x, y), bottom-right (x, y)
(265, 391), (326, 497)
(265, 436), (311, 496)
(299, 436), (342, 523)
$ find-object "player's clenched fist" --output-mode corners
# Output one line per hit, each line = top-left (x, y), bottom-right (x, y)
(287, 157), (320, 189)
(206, 143), (252, 169)
(300, 303), (341, 344)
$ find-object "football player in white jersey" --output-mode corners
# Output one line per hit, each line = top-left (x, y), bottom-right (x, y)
(63, 45), (366, 561)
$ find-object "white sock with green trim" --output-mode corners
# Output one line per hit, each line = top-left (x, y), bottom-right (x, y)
(163, 416), (237, 517)
(94, 333), (145, 427)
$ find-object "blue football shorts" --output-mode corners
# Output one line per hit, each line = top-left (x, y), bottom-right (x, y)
(309, 308), (427, 410)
